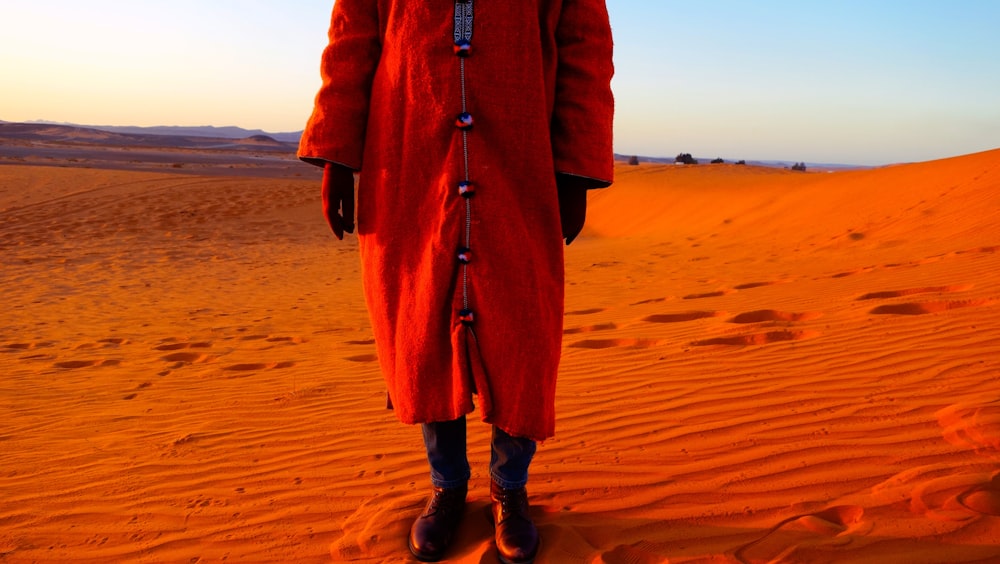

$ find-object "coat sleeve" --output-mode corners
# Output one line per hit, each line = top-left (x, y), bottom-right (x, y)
(551, 0), (615, 188)
(297, 0), (382, 170)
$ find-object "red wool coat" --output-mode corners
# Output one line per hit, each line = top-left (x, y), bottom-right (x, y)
(299, 0), (614, 441)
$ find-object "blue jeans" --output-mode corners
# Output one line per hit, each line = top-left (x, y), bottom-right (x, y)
(422, 416), (536, 489)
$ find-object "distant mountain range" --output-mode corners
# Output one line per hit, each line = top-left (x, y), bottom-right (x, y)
(6, 120), (303, 144)
(0, 120), (311, 177)
(1, 119), (864, 170)
(0, 121), (300, 153)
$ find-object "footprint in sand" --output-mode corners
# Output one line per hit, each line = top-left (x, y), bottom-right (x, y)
(238, 334), (306, 346)
(830, 267), (876, 279)
(50, 339), (126, 353)
(641, 311), (722, 324)
(729, 310), (823, 324)
(735, 505), (867, 563)
(586, 261), (621, 269)
(691, 330), (820, 347)
(936, 400), (1000, 455)
(906, 468), (1000, 521)
(18, 353), (56, 361)
(223, 361), (296, 372)
(161, 351), (213, 364)
(53, 359), (121, 369)
(343, 339), (377, 362)
(629, 297), (668, 306)
(869, 299), (995, 316)
(563, 322), (618, 335)
(568, 338), (661, 350)
(154, 341), (212, 351)
(872, 454), (1000, 522)
(734, 280), (786, 290)
(155, 341), (215, 366)
(598, 541), (670, 564)
(857, 284), (973, 300)
(264, 335), (306, 344)
(122, 381), (153, 401)
(330, 492), (424, 561)
(345, 354), (378, 363)
(238, 334), (270, 341)
(566, 308), (606, 316)
(682, 290), (733, 300)
(957, 472), (1000, 517)
(3, 341), (54, 353)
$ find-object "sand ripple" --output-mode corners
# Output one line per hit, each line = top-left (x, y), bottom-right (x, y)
(3, 150), (1000, 561)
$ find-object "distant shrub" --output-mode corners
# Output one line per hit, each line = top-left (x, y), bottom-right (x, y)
(710, 158), (724, 164)
(735, 160), (746, 165)
(628, 155), (640, 166)
(790, 162), (807, 172)
(675, 153), (698, 165)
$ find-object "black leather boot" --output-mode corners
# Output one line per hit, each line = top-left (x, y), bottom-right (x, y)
(490, 481), (539, 564)
(408, 485), (468, 562)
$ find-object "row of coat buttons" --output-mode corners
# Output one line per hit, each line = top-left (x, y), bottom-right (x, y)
(455, 1), (474, 328)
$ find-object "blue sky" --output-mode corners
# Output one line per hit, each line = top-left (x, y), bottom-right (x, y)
(2, 0), (998, 165)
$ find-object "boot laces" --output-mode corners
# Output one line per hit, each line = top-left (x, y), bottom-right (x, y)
(497, 488), (529, 520)
(427, 488), (465, 518)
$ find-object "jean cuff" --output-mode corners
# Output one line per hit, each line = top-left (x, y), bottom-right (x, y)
(430, 473), (471, 490)
(490, 471), (528, 490)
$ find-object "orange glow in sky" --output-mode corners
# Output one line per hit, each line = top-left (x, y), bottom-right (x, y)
(3, 0), (999, 165)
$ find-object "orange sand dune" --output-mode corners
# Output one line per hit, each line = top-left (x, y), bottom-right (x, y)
(1, 149), (999, 562)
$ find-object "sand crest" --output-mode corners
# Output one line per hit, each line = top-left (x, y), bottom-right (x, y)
(1, 148), (999, 562)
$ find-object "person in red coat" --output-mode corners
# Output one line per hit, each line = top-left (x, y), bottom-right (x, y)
(299, 1), (613, 561)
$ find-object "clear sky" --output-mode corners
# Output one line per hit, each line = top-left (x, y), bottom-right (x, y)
(2, 0), (998, 165)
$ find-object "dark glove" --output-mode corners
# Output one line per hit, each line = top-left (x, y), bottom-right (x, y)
(321, 162), (356, 240)
(557, 173), (589, 245)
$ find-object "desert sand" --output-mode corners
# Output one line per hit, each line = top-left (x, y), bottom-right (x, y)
(1, 147), (999, 563)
